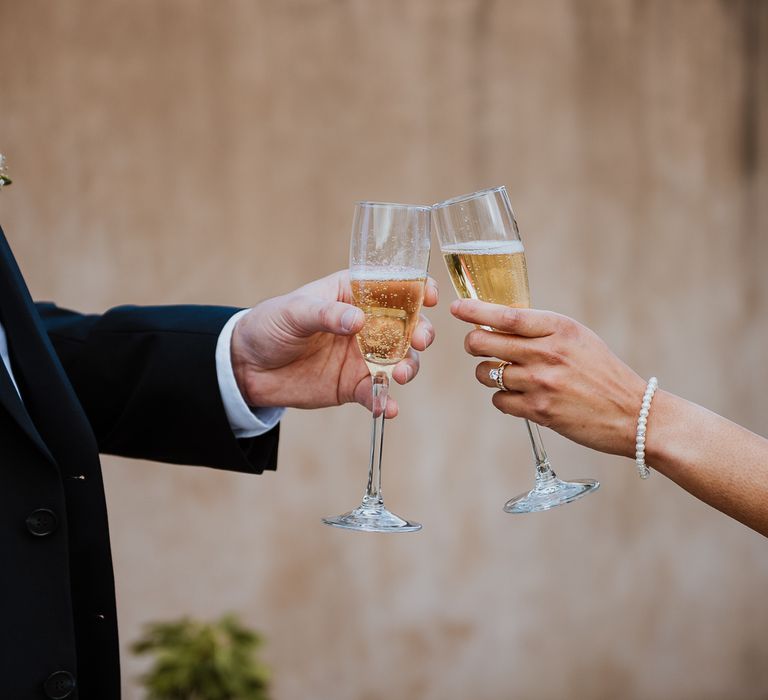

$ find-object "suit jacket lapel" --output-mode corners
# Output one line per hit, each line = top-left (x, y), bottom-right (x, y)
(0, 344), (55, 463)
(0, 225), (96, 467)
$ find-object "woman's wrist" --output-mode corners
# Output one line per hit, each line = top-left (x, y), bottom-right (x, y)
(641, 389), (698, 476)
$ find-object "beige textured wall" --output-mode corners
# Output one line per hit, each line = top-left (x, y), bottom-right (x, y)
(2, 1), (767, 698)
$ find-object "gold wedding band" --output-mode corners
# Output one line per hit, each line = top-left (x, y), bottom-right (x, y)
(488, 361), (511, 391)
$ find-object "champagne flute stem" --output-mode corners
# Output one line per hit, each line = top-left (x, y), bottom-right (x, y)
(363, 371), (389, 505)
(524, 419), (558, 483)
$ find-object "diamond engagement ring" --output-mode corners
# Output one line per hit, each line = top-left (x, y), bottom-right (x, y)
(489, 361), (511, 391)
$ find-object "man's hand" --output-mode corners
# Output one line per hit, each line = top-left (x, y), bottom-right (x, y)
(231, 271), (438, 418)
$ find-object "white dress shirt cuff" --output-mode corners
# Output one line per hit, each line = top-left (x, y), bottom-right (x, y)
(215, 309), (285, 439)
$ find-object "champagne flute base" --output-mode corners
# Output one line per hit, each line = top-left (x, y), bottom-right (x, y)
(503, 478), (599, 514)
(322, 499), (422, 533)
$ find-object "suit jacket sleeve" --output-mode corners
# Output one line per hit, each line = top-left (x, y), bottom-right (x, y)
(34, 302), (279, 474)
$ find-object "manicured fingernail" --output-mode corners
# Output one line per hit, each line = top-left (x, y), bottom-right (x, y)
(341, 308), (362, 332)
(403, 366), (412, 383)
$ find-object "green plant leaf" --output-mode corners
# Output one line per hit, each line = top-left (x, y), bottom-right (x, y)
(133, 614), (270, 699)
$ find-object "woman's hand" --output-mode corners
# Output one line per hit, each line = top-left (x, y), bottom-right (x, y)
(451, 298), (646, 457)
(452, 298), (768, 537)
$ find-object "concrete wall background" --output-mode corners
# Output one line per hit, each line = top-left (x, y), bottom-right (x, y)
(1, 1), (767, 698)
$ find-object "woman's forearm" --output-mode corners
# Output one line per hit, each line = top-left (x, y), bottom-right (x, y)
(450, 299), (768, 538)
(646, 391), (768, 537)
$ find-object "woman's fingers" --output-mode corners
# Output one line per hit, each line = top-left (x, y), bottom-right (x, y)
(475, 360), (535, 392)
(450, 299), (559, 337)
(490, 390), (531, 420)
(464, 328), (540, 360)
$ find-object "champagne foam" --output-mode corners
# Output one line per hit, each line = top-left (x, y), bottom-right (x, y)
(350, 266), (427, 281)
(440, 240), (524, 255)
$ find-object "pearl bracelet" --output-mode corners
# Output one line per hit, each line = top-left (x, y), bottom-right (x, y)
(635, 377), (658, 479)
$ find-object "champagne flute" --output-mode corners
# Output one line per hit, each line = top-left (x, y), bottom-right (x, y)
(433, 186), (599, 513)
(323, 201), (431, 533)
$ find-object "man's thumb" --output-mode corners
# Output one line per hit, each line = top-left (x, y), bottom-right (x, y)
(285, 297), (364, 337)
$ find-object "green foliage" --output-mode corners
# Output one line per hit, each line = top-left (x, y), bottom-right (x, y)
(132, 614), (271, 700)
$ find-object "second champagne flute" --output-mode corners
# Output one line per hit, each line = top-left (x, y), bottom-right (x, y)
(433, 186), (599, 513)
(322, 201), (431, 533)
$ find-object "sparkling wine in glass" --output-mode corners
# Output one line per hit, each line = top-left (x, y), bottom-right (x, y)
(433, 186), (599, 513)
(323, 201), (431, 532)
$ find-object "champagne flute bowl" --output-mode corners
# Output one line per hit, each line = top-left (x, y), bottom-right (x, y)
(433, 186), (599, 513)
(323, 201), (431, 533)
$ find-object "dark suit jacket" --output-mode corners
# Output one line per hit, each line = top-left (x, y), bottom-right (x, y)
(0, 225), (279, 699)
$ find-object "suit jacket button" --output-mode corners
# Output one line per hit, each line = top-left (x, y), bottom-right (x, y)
(26, 508), (58, 537)
(43, 670), (76, 698)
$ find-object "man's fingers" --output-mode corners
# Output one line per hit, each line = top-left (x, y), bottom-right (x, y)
(450, 299), (557, 338)
(284, 278), (435, 340)
(392, 348), (420, 385)
(357, 375), (400, 418)
(361, 395), (399, 419)
(284, 295), (364, 337)
(410, 315), (435, 351)
(423, 277), (439, 308)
